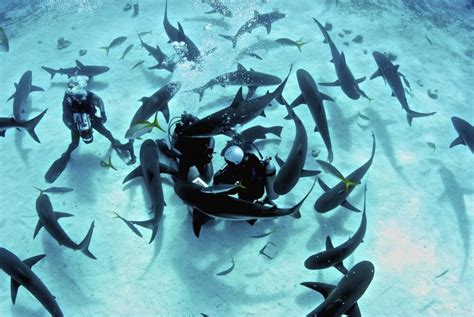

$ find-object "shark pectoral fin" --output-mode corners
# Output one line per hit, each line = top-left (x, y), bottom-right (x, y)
(319, 79), (340, 87)
(346, 303), (362, 317)
(11, 279), (21, 304)
(300, 282), (335, 299)
(355, 77), (366, 84)
(265, 24), (272, 34)
(290, 93), (306, 109)
(123, 166), (142, 184)
(341, 199), (362, 212)
(192, 209), (211, 238)
(33, 221), (43, 239)
(247, 219), (258, 225)
(325, 236), (334, 250)
(301, 169), (321, 177)
(161, 103), (170, 123)
(334, 261), (349, 274)
(370, 69), (382, 80)
(6, 91), (15, 102)
(23, 254), (46, 269)
(78, 221), (96, 260)
(274, 154), (285, 168)
(0, 131), (6, 137)
(320, 93), (335, 102)
(449, 136), (465, 148)
(30, 85), (45, 92)
(317, 178), (330, 192)
(391, 92), (396, 97)
(54, 211), (74, 220)
(204, 9), (217, 14)
(247, 86), (258, 99)
(259, 109), (266, 117)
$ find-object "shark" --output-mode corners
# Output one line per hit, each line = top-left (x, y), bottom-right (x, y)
(370, 51), (436, 125)
(41, 60), (110, 79)
(34, 194), (96, 259)
(6, 70), (44, 121)
(219, 10), (286, 48)
(313, 18), (370, 101)
(449, 116), (474, 153)
(121, 140), (166, 243)
(163, 0), (201, 62)
(0, 247), (63, 317)
(0, 109), (47, 143)
(137, 32), (175, 72)
(181, 66), (291, 138)
(301, 260), (375, 317)
(314, 133), (375, 213)
(188, 63), (282, 101)
(201, 0), (233, 17)
(305, 186), (367, 273)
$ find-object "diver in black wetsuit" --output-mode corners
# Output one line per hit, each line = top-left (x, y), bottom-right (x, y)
(170, 112), (215, 182)
(44, 75), (132, 183)
(213, 145), (278, 203)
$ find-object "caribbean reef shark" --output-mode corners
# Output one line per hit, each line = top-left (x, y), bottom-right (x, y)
(370, 51), (436, 126)
(301, 260), (375, 317)
(6, 70), (44, 121)
(313, 18), (369, 100)
(449, 116), (474, 153)
(163, 0), (201, 62)
(188, 63), (281, 101)
(34, 194), (96, 259)
(41, 60), (109, 79)
(137, 32), (175, 72)
(291, 68), (334, 162)
(274, 105), (320, 195)
(305, 186), (367, 273)
(122, 140), (166, 243)
(0, 109), (47, 143)
(314, 133), (375, 213)
(181, 66), (291, 138)
(201, 0), (233, 17)
(0, 247), (63, 316)
(219, 10), (286, 48)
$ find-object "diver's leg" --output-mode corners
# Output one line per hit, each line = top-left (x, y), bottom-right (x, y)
(44, 129), (80, 183)
(178, 160), (192, 181)
(92, 116), (135, 164)
(264, 161), (279, 202)
(196, 162), (214, 184)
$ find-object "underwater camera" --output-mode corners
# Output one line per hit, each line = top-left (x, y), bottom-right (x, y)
(73, 113), (93, 144)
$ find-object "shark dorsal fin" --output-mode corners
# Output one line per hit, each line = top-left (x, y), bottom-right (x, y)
(230, 87), (244, 108)
(177, 22), (186, 42)
(75, 60), (84, 69)
(325, 236), (335, 250)
(395, 64), (400, 70)
(237, 63), (246, 72)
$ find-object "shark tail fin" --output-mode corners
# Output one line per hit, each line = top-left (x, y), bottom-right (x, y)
(78, 221), (97, 260)
(289, 178), (317, 218)
(99, 46), (110, 56)
(132, 219), (159, 243)
(24, 109), (47, 143)
(41, 66), (57, 80)
(219, 34), (237, 48)
(406, 109), (436, 126)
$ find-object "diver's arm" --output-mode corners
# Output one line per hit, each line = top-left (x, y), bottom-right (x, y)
(62, 94), (73, 128)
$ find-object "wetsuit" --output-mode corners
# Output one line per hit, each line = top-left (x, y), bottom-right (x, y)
(213, 153), (267, 202)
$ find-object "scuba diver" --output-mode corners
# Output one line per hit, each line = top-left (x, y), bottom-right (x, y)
(169, 112), (215, 182)
(44, 75), (132, 183)
(213, 144), (278, 203)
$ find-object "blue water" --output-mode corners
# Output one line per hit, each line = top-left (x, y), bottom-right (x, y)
(0, 0), (473, 316)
